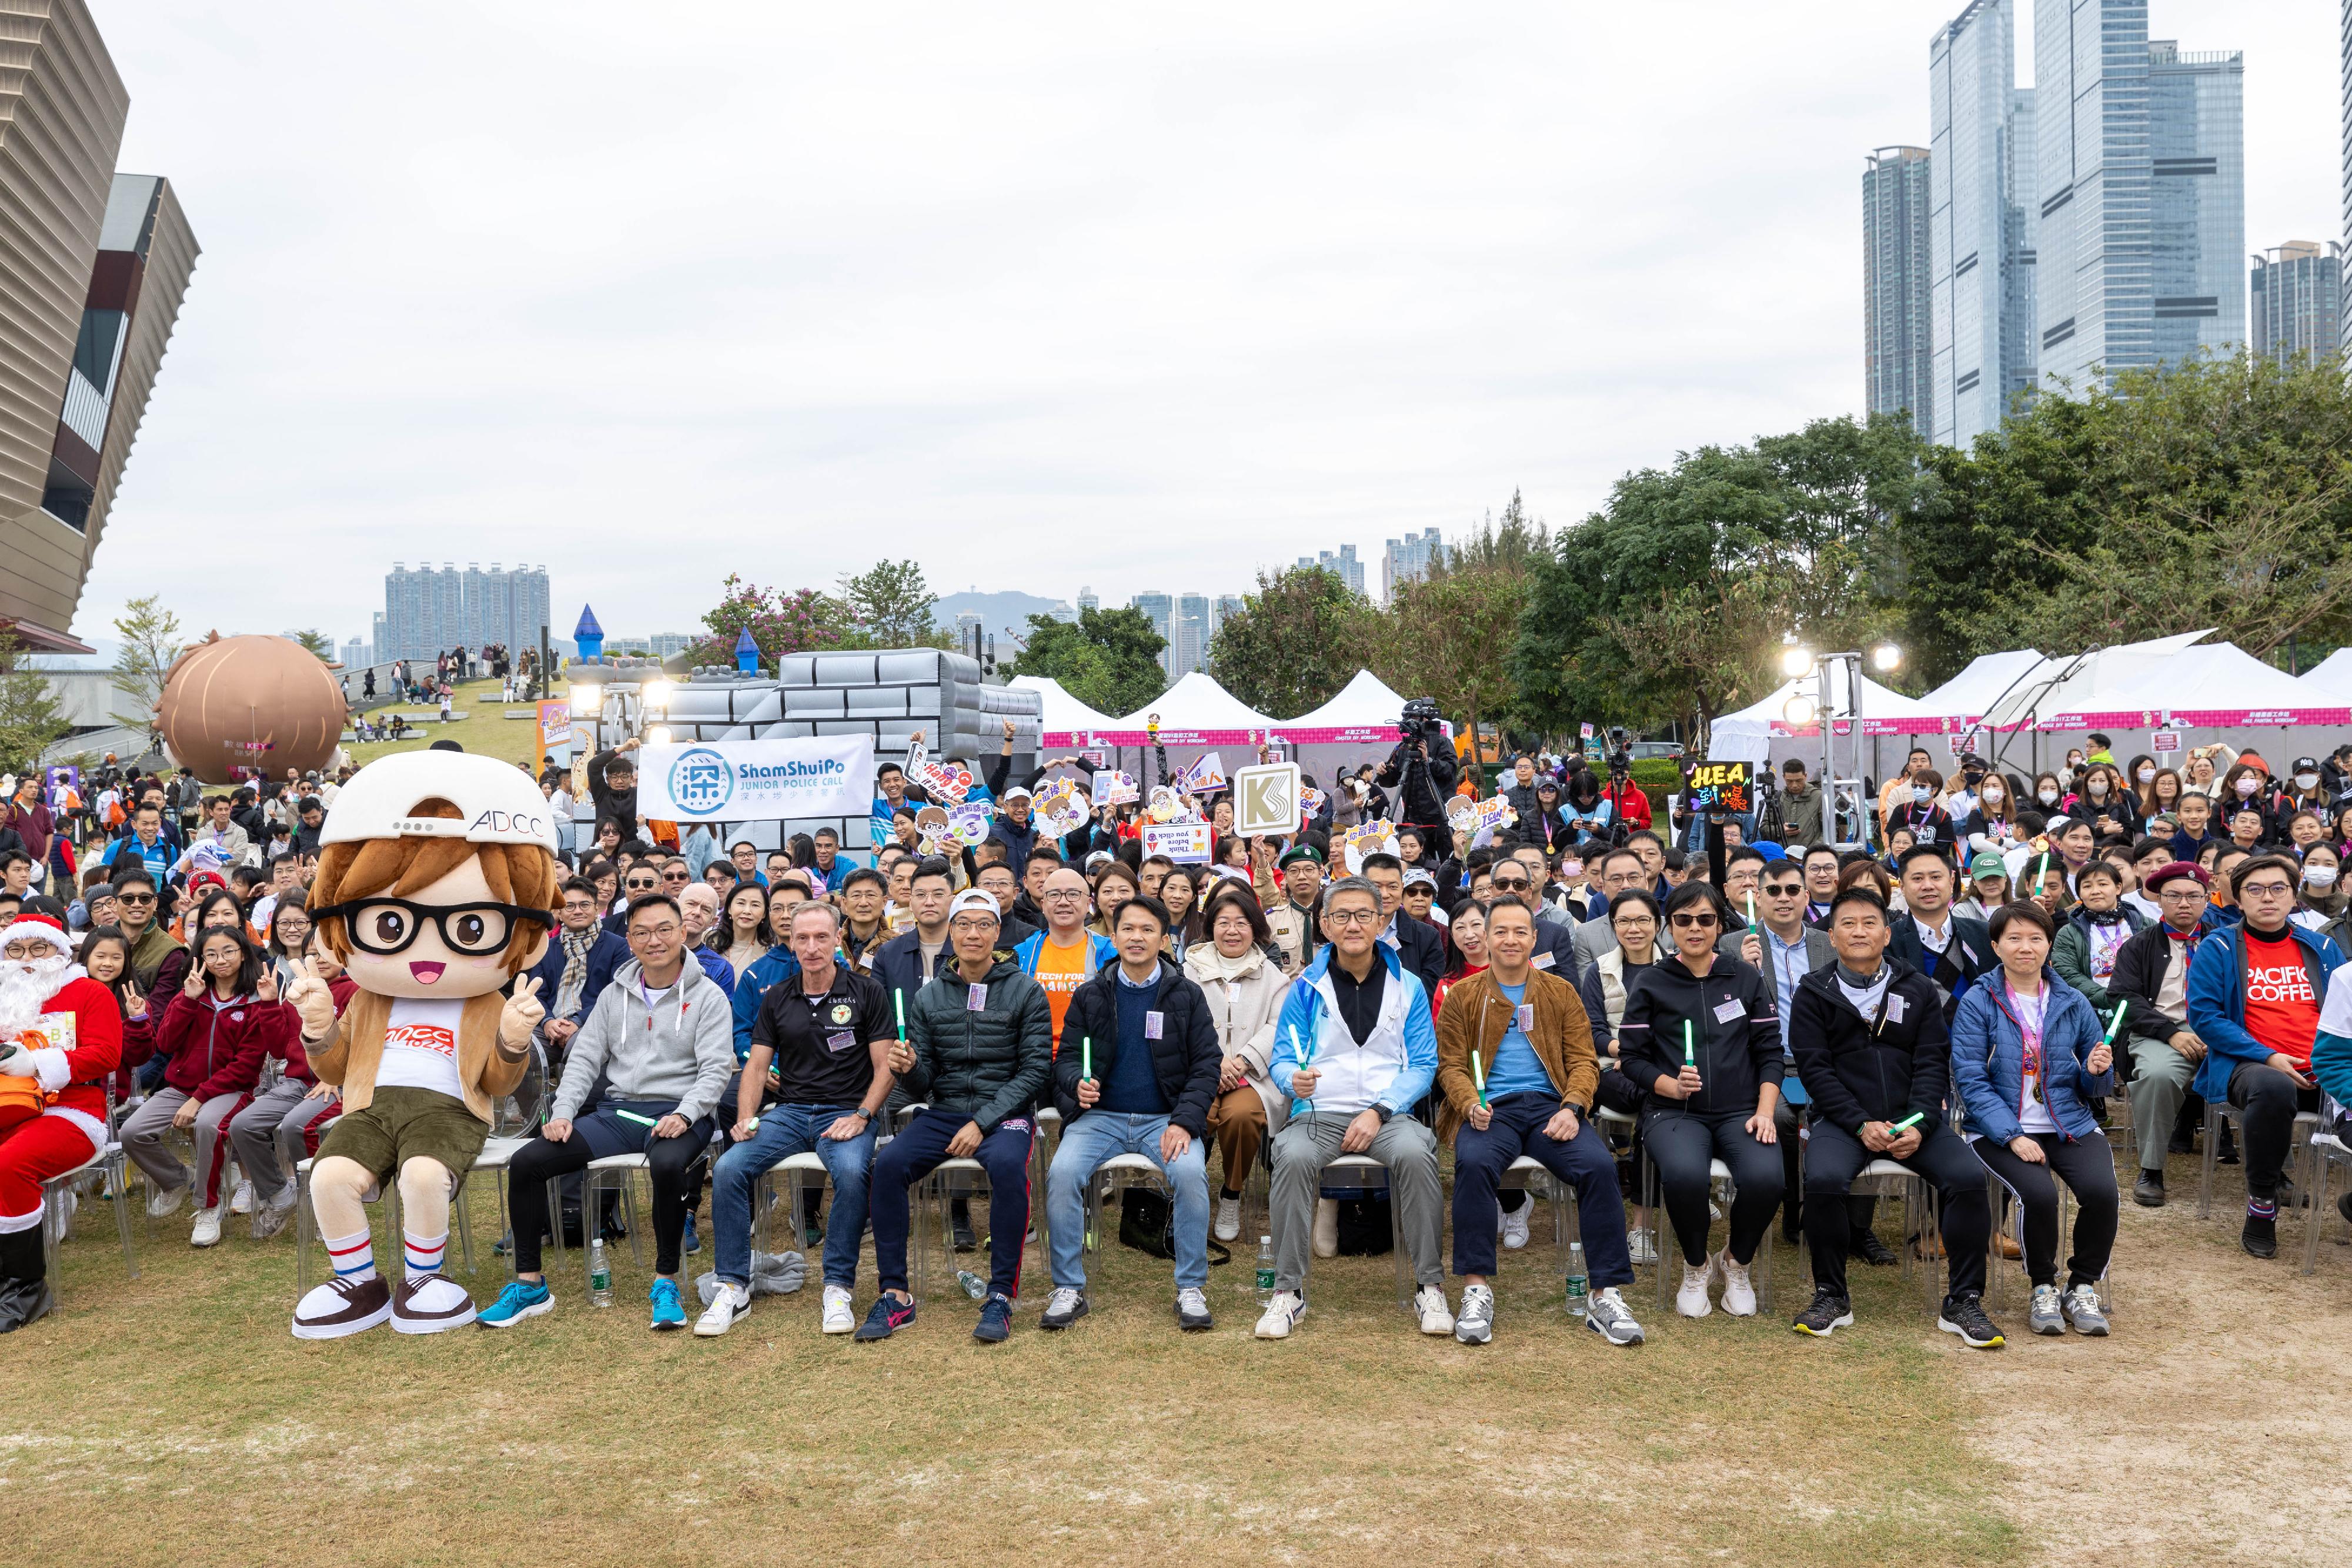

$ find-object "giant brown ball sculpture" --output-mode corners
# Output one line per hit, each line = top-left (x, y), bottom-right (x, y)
(155, 632), (349, 783)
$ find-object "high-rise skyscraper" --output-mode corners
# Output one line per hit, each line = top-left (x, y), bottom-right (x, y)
(1171, 592), (1211, 676)
(340, 637), (365, 670)
(1293, 544), (1364, 598)
(2252, 242), (2343, 368)
(1929, 1), (2035, 447)
(370, 611), (386, 668)
(1129, 591), (1173, 675)
(1381, 529), (1449, 603)
(382, 563), (552, 664)
(0, 0), (198, 650)
(1864, 146), (1935, 437)
(1076, 586), (1099, 614)
(2034, 3), (2244, 390)
(2341, 0), (2352, 356)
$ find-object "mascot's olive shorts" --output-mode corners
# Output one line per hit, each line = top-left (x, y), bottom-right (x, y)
(314, 1088), (489, 1189)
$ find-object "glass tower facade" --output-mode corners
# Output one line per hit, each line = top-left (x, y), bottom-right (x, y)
(1864, 146), (1934, 438)
(2251, 242), (2341, 368)
(1930, 0), (2036, 447)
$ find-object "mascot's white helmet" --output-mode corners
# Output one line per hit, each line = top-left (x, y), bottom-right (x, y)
(319, 752), (560, 852)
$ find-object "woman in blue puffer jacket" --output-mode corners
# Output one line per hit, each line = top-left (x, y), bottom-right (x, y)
(1950, 901), (2119, 1339)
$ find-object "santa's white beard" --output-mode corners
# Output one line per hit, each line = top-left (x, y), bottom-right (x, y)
(0, 955), (68, 1039)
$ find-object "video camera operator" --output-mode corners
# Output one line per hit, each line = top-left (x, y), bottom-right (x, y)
(1375, 698), (1460, 844)
(1596, 729), (1653, 842)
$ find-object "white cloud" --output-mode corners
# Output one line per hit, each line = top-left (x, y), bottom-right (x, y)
(79, 0), (2337, 644)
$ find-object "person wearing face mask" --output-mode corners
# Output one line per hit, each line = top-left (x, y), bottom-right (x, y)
(2219, 761), (2270, 825)
(1876, 750), (1936, 837)
(2276, 757), (2331, 837)
(1891, 768), (1956, 853)
(2126, 757), (2161, 815)
(1941, 755), (1989, 823)
(2291, 841), (2350, 958)
(2320, 745), (2352, 810)
(1957, 773), (2020, 860)
(2077, 765), (2141, 855)
(2031, 773), (2070, 818)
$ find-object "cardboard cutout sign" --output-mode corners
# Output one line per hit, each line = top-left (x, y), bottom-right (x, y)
(1142, 821), (1213, 864)
(1234, 762), (1302, 837)
(1033, 778), (1090, 838)
(1449, 795), (1518, 837)
(914, 805), (955, 855)
(1682, 760), (1753, 816)
(946, 801), (994, 846)
(1340, 818), (1401, 875)
(919, 760), (973, 804)
(1298, 785), (1327, 818)
(1091, 770), (1140, 807)
(1173, 751), (1227, 795)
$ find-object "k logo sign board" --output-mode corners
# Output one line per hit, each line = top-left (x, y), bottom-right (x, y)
(1232, 762), (1301, 837)
(637, 737), (874, 823)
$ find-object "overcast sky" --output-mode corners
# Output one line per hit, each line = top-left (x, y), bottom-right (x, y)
(79, 0), (2338, 650)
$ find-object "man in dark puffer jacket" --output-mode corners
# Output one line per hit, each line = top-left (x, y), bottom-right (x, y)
(860, 890), (1053, 1344)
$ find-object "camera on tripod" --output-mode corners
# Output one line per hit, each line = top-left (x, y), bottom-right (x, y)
(1399, 697), (1445, 748)
(1605, 725), (1632, 776)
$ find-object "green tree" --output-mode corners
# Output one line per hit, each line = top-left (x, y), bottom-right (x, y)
(690, 574), (843, 668)
(110, 594), (183, 738)
(1380, 565), (1529, 764)
(0, 631), (68, 774)
(1004, 606), (1167, 716)
(1206, 566), (1377, 718)
(287, 629), (333, 661)
(838, 559), (951, 650)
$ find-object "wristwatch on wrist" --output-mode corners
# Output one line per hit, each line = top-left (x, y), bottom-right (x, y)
(851, 1105), (874, 1121)
(1372, 1104), (1394, 1125)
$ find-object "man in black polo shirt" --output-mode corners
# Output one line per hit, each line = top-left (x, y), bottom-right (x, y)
(697, 900), (894, 1338)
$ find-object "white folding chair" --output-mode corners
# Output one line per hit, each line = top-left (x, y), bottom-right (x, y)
(1503, 1154), (1575, 1281)
(1081, 1151), (1172, 1256)
(751, 1149), (831, 1263)
(912, 1156), (993, 1303)
(581, 1152), (649, 1291)
(1320, 1153), (1411, 1312)
(2199, 1103), (2319, 1218)
(1853, 1158), (1939, 1315)
(1644, 1154), (1773, 1315)
(2301, 1132), (2352, 1276)
(39, 1085), (139, 1293)
(293, 1148), (402, 1299)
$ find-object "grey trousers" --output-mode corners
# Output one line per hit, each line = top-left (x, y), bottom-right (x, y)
(227, 1081), (337, 1201)
(121, 1087), (245, 1208)
(1268, 1111), (1444, 1293)
(2129, 1039), (2198, 1174)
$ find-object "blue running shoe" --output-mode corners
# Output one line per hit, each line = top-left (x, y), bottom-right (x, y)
(682, 1211), (700, 1255)
(477, 1278), (553, 1329)
(649, 1276), (687, 1332)
(854, 1292), (916, 1342)
(974, 1292), (1014, 1343)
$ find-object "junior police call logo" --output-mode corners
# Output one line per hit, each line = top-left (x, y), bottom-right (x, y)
(669, 748), (735, 814)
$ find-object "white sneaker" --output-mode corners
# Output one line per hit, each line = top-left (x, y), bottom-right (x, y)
(1627, 1228), (1659, 1266)
(1454, 1283), (1495, 1344)
(146, 1176), (189, 1219)
(694, 1281), (750, 1336)
(1254, 1289), (1307, 1339)
(1415, 1284), (1455, 1336)
(1312, 1197), (1339, 1259)
(1675, 1261), (1713, 1318)
(821, 1283), (855, 1335)
(1501, 1205), (1531, 1251)
(251, 1187), (298, 1241)
(1214, 1195), (1241, 1243)
(1718, 1250), (1757, 1317)
(229, 1179), (255, 1216)
(190, 1206), (223, 1248)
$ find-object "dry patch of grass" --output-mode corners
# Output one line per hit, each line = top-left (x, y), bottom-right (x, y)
(6, 1172), (2020, 1567)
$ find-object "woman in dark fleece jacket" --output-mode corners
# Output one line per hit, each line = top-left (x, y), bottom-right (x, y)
(1619, 880), (1783, 1320)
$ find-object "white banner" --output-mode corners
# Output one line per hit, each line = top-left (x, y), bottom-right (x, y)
(635, 737), (873, 823)
(1142, 821), (1212, 864)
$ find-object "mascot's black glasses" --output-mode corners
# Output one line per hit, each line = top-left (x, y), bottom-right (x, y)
(310, 897), (554, 957)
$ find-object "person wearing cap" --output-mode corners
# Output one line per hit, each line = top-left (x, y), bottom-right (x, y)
(1251, 841), (1324, 974)
(1401, 866), (1448, 931)
(860, 887), (1053, 1344)
(1953, 852), (2010, 922)
(2107, 861), (2223, 1206)
(2275, 757), (2332, 841)
(0, 910), (125, 1329)
(989, 784), (1041, 878)
(277, 754), (562, 1339)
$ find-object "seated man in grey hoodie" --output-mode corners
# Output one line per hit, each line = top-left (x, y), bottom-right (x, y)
(482, 893), (736, 1332)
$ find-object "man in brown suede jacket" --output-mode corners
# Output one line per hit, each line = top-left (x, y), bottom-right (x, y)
(1433, 897), (1643, 1347)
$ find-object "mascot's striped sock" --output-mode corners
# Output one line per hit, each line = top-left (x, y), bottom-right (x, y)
(325, 1229), (377, 1285)
(403, 1229), (448, 1278)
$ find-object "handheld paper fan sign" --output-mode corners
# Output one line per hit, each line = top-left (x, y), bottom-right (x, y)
(1233, 762), (1301, 837)
(1147, 785), (1187, 824)
(1446, 797), (1478, 834)
(1091, 770), (1140, 807)
(1341, 818), (1401, 875)
(946, 801), (995, 846)
(914, 805), (955, 855)
(1034, 777), (1090, 837)
(1473, 796), (1517, 834)
(920, 760), (972, 804)
(1174, 751), (1227, 795)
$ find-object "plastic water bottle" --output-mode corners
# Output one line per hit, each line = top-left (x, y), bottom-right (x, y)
(955, 1269), (987, 1300)
(1255, 1236), (1276, 1305)
(589, 1239), (613, 1308)
(1564, 1241), (1589, 1318)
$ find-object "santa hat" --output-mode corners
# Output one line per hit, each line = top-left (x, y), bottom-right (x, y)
(0, 912), (72, 960)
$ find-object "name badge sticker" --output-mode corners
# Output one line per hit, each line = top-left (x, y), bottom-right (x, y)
(824, 1029), (857, 1054)
(966, 984), (988, 1012)
(1144, 1011), (1164, 1041)
(1532, 952), (1556, 970)
(1712, 999), (1745, 1024)
(1515, 1003), (1535, 1033)
(1885, 993), (1907, 1024)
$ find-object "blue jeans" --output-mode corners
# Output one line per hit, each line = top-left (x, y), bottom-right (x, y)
(1045, 1111), (1210, 1291)
(710, 1104), (874, 1289)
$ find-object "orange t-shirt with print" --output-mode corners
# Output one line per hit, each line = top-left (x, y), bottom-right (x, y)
(1031, 935), (1091, 1055)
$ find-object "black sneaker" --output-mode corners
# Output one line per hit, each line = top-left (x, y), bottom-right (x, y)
(1853, 1231), (1899, 1268)
(952, 1215), (978, 1253)
(2216, 1124), (2240, 1166)
(2132, 1170), (2166, 1208)
(2242, 1212), (2277, 1258)
(854, 1292), (916, 1342)
(1792, 1286), (1854, 1338)
(2166, 1128), (2194, 1155)
(1040, 1287), (1088, 1330)
(2277, 1176), (2303, 1210)
(1937, 1293), (2004, 1349)
(974, 1292), (1014, 1343)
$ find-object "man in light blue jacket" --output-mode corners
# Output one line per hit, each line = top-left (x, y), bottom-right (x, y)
(1253, 876), (1452, 1341)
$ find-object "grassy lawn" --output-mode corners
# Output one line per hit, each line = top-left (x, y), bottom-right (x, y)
(11, 1165), (2023, 1567)
(341, 678), (554, 771)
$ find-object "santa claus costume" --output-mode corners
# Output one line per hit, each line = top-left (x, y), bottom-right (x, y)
(0, 912), (124, 1330)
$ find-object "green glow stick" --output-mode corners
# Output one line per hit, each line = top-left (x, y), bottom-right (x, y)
(893, 987), (906, 1040)
(1471, 1048), (1488, 1108)
(2035, 851), (2049, 889)
(1888, 1111), (1925, 1134)
(1081, 1034), (1093, 1082)
(1292, 1022), (1312, 1068)
(613, 1108), (657, 1128)
(1746, 891), (1757, 932)
(1683, 1020), (1695, 1066)
(2102, 1001), (2126, 1046)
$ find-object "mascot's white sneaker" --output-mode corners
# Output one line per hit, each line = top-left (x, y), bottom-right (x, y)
(392, 1273), (477, 1333)
(291, 1276), (393, 1339)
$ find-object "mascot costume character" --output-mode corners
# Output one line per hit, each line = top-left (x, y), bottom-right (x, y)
(0, 911), (124, 1330)
(286, 753), (557, 1338)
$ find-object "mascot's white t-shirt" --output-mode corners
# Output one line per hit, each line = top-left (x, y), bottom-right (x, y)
(378, 997), (467, 1098)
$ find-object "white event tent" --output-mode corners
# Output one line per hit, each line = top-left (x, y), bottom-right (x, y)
(1008, 675), (1122, 748)
(1272, 668), (1411, 783)
(2303, 647), (2352, 704)
(1706, 665), (1938, 774)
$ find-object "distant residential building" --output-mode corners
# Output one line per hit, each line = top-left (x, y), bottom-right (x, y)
(1929, 1), (2035, 447)
(370, 612), (386, 666)
(646, 632), (695, 658)
(1129, 591), (1174, 675)
(1381, 529), (1448, 603)
(1047, 600), (1077, 623)
(340, 637), (365, 669)
(1212, 594), (1243, 637)
(1076, 586), (1099, 614)
(382, 562), (551, 664)
(1169, 592), (1211, 676)
(1293, 544), (1364, 598)
(2252, 242), (2343, 367)
(2034, 4), (2244, 390)
(1865, 146), (1935, 438)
